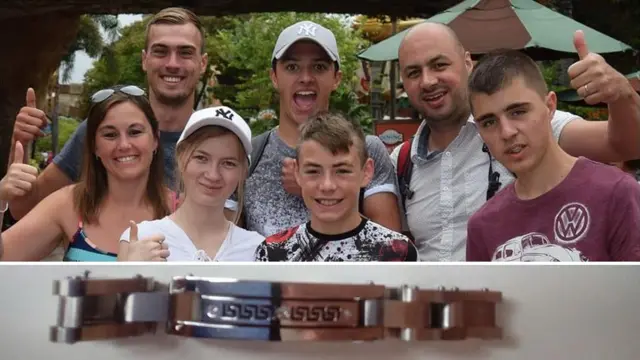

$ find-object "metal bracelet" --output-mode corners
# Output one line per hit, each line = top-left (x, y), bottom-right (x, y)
(50, 271), (502, 343)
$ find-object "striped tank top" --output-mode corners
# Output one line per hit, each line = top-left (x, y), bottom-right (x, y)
(63, 221), (117, 262)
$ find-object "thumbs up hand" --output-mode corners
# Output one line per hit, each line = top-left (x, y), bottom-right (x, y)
(123, 221), (170, 261)
(0, 141), (39, 202)
(12, 88), (49, 146)
(567, 30), (630, 105)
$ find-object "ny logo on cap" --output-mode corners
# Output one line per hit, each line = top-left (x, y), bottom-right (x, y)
(298, 23), (317, 37)
(215, 108), (234, 120)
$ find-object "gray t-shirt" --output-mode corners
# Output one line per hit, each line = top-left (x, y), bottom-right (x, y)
(241, 130), (398, 237)
(53, 120), (182, 188)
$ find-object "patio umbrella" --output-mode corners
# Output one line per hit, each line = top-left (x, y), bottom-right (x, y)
(357, 0), (634, 62)
(556, 71), (639, 108)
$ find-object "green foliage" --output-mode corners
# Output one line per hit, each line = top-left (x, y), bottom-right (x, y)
(60, 15), (119, 83)
(81, 19), (149, 114)
(329, 86), (373, 134)
(34, 117), (81, 154)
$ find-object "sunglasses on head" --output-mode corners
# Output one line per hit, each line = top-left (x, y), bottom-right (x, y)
(90, 85), (146, 104)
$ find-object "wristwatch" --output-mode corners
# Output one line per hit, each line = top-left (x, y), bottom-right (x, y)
(50, 271), (503, 343)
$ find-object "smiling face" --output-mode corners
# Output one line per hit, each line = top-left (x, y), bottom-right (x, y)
(142, 22), (207, 107)
(94, 101), (159, 181)
(399, 24), (474, 127)
(178, 127), (247, 208)
(295, 138), (373, 233)
(270, 41), (342, 127)
(471, 76), (557, 176)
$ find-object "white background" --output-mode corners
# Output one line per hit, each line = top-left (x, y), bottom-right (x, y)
(0, 264), (638, 360)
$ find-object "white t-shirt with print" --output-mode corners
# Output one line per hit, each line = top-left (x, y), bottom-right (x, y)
(120, 216), (264, 261)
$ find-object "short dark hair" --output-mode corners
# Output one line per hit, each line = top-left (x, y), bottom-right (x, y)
(468, 49), (548, 100)
(297, 111), (368, 166)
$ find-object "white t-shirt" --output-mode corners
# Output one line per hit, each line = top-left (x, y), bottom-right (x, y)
(120, 216), (264, 262)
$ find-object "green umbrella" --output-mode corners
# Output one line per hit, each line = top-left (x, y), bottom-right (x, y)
(357, 0), (633, 62)
(556, 71), (639, 108)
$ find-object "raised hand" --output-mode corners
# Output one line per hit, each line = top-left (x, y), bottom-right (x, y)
(124, 221), (170, 261)
(13, 88), (49, 148)
(567, 30), (631, 105)
(0, 141), (39, 201)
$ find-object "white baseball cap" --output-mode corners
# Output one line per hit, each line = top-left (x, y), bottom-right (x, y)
(178, 106), (253, 162)
(272, 21), (341, 69)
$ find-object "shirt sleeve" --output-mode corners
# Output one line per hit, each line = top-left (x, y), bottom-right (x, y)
(551, 110), (581, 142)
(364, 135), (399, 198)
(466, 214), (491, 261)
(607, 176), (640, 261)
(52, 119), (87, 182)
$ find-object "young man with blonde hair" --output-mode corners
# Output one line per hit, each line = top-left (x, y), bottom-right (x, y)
(255, 111), (417, 262)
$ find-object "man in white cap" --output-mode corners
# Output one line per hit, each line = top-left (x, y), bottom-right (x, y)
(227, 20), (402, 238)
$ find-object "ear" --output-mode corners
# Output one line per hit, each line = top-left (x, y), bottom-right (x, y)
(141, 49), (148, 72)
(545, 91), (558, 120)
(153, 130), (160, 153)
(361, 157), (374, 188)
(464, 51), (474, 74)
(200, 53), (209, 76)
(269, 68), (278, 89)
(332, 69), (343, 91)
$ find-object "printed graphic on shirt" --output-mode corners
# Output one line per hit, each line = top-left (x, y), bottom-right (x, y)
(553, 202), (590, 245)
(255, 219), (417, 262)
(244, 131), (398, 237)
(468, 157), (640, 262)
(491, 202), (590, 262)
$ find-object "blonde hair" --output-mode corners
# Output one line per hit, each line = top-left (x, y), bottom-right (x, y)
(145, 7), (206, 53)
(175, 126), (247, 224)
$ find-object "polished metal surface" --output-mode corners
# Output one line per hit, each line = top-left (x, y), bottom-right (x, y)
(51, 272), (503, 343)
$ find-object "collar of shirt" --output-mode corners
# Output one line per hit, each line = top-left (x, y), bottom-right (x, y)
(411, 115), (476, 165)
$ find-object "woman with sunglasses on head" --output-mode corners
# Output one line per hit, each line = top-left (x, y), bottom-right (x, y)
(118, 106), (264, 262)
(0, 85), (172, 261)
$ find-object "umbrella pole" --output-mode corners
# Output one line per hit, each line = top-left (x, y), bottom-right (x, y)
(389, 16), (397, 121)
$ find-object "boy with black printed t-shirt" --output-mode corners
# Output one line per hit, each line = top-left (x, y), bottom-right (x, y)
(254, 112), (418, 262)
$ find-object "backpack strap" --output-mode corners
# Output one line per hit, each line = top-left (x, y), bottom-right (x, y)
(482, 143), (502, 200)
(238, 130), (272, 227)
(248, 130), (271, 177)
(396, 138), (415, 213)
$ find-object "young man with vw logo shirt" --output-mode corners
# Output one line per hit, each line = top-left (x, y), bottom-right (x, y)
(226, 21), (402, 238)
(465, 50), (640, 262)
